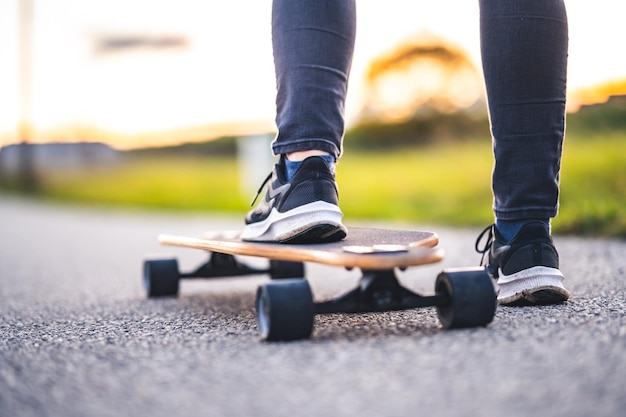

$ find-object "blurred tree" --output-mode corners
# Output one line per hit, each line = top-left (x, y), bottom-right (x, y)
(359, 33), (484, 123)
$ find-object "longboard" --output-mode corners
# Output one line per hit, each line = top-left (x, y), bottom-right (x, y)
(144, 227), (497, 341)
(159, 227), (444, 270)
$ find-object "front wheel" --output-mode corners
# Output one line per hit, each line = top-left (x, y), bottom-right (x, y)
(435, 267), (497, 329)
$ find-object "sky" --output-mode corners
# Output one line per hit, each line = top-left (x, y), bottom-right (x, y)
(1, 0), (625, 149)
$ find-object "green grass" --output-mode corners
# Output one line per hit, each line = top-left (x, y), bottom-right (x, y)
(557, 132), (626, 236)
(3, 132), (625, 237)
(341, 132), (626, 237)
(337, 141), (494, 226)
(35, 156), (245, 213)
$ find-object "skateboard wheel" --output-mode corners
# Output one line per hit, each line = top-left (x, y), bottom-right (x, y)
(269, 260), (305, 279)
(256, 279), (314, 341)
(143, 259), (180, 297)
(435, 267), (497, 329)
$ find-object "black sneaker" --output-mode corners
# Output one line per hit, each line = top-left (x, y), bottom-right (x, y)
(475, 221), (570, 306)
(240, 156), (347, 243)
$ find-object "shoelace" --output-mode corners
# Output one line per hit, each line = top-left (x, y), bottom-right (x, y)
(475, 224), (495, 265)
(249, 171), (273, 206)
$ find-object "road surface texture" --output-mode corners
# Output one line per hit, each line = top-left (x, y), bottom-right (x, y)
(1, 195), (624, 417)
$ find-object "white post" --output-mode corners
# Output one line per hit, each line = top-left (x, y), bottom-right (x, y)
(237, 134), (275, 198)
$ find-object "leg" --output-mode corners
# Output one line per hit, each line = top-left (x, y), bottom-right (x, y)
(271, 0), (356, 159)
(477, 0), (570, 305)
(241, 0), (356, 243)
(480, 0), (568, 224)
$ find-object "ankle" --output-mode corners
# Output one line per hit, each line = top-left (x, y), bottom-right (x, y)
(283, 153), (335, 181)
(495, 219), (549, 242)
(286, 150), (332, 162)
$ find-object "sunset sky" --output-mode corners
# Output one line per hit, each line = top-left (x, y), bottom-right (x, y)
(1, 0), (625, 149)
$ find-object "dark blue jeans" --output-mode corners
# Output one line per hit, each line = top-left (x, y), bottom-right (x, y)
(271, 0), (568, 221)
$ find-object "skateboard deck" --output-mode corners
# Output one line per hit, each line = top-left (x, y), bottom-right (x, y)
(158, 227), (444, 270)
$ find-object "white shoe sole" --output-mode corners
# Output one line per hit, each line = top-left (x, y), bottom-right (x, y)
(497, 266), (570, 306)
(241, 201), (346, 242)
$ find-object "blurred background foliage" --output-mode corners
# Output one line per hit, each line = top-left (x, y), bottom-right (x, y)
(1, 36), (624, 238)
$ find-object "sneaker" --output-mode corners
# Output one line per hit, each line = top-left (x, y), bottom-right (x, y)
(475, 221), (570, 306)
(240, 156), (347, 243)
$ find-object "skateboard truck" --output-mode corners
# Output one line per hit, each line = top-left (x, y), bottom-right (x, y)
(256, 266), (496, 342)
(315, 269), (447, 314)
(143, 254), (306, 298)
(180, 252), (267, 279)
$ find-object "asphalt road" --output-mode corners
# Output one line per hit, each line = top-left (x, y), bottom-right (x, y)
(1, 195), (625, 417)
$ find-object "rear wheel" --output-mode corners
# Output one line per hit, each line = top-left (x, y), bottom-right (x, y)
(435, 268), (497, 329)
(144, 259), (180, 297)
(256, 279), (314, 341)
